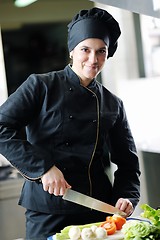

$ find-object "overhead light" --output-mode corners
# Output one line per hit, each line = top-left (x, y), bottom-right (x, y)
(14, 0), (38, 7)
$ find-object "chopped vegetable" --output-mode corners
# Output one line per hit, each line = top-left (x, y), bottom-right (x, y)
(68, 226), (81, 240)
(81, 227), (95, 240)
(100, 214), (126, 235)
(95, 227), (107, 239)
(121, 204), (160, 240)
(90, 225), (97, 233)
(112, 214), (127, 230)
(100, 217), (117, 235)
(121, 220), (157, 239)
(55, 222), (103, 240)
(141, 204), (160, 228)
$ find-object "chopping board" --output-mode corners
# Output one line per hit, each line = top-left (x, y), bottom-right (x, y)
(107, 230), (124, 239)
(51, 230), (124, 239)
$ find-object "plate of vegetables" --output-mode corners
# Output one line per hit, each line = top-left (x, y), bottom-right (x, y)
(48, 204), (160, 240)
(48, 214), (126, 239)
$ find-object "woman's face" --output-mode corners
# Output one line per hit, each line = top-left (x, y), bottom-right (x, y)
(71, 38), (108, 84)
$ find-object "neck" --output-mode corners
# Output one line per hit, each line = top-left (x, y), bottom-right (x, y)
(80, 78), (92, 87)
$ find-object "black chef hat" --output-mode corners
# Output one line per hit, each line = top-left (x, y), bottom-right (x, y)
(68, 7), (121, 58)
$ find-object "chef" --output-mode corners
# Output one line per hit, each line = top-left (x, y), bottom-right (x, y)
(0, 7), (140, 239)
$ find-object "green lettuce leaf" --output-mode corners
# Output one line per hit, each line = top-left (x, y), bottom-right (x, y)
(141, 204), (160, 228)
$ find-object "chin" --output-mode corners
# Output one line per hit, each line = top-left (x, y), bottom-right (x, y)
(89, 70), (99, 78)
(85, 72), (98, 79)
(89, 74), (98, 79)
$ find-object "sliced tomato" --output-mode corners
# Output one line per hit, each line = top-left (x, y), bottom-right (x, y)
(100, 218), (117, 235)
(112, 215), (126, 230)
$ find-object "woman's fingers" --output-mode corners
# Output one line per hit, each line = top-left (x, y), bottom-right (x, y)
(115, 198), (134, 217)
(41, 166), (71, 196)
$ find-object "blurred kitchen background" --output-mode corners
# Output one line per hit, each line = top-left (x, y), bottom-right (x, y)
(0, 0), (160, 239)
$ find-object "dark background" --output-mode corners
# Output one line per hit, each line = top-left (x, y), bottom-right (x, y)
(2, 22), (69, 95)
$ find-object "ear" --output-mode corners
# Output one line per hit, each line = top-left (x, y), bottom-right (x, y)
(70, 51), (73, 59)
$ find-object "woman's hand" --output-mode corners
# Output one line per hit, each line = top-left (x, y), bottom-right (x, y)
(115, 198), (134, 217)
(41, 165), (71, 196)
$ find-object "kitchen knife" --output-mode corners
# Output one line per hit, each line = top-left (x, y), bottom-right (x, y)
(63, 189), (126, 216)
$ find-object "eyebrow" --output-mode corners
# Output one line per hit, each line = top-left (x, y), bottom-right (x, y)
(98, 47), (107, 50)
(80, 45), (107, 50)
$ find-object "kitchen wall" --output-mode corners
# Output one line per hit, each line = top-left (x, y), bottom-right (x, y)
(0, 0), (94, 29)
(91, 0), (160, 18)
(96, 3), (160, 152)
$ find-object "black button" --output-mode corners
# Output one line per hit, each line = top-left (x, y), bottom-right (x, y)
(65, 142), (69, 146)
(69, 87), (73, 91)
(69, 115), (73, 119)
(92, 119), (97, 123)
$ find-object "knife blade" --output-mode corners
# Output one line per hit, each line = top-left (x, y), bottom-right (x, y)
(62, 189), (126, 216)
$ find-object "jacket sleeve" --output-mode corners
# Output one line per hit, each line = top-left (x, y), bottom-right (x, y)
(108, 100), (141, 208)
(0, 74), (54, 181)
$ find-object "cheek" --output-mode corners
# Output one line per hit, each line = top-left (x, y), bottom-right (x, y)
(99, 57), (106, 66)
(73, 55), (87, 66)
(73, 50), (88, 61)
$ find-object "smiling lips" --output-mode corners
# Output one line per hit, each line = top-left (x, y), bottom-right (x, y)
(85, 64), (99, 70)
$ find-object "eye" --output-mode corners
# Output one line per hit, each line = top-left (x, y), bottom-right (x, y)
(98, 49), (107, 55)
(81, 47), (89, 52)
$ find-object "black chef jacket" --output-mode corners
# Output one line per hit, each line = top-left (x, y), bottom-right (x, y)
(0, 65), (140, 214)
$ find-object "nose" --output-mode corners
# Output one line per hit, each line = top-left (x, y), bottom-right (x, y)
(89, 52), (98, 64)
